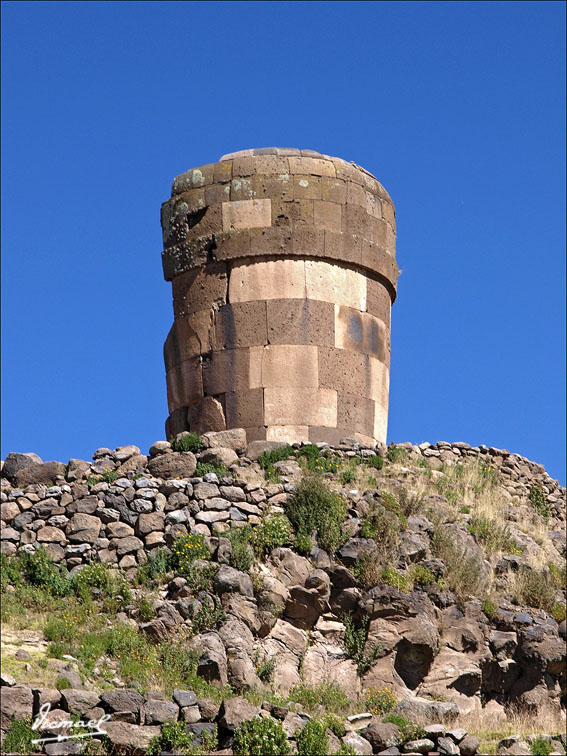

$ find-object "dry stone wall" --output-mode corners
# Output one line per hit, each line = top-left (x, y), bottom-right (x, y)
(161, 147), (398, 447)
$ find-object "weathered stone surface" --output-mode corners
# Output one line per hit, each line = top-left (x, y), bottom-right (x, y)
(200, 447), (238, 467)
(147, 451), (197, 479)
(0, 685), (34, 729)
(202, 428), (247, 450)
(102, 723), (160, 755)
(190, 632), (228, 687)
(218, 696), (260, 732)
(66, 513), (101, 543)
(362, 722), (402, 751)
(16, 461), (66, 487)
(214, 565), (254, 597)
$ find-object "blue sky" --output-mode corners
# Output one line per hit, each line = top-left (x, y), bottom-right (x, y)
(2, 1), (565, 483)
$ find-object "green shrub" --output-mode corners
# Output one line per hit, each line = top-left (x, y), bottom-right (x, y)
(481, 599), (498, 619)
(386, 447), (409, 464)
(431, 526), (487, 599)
(294, 532), (313, 556)
(56, 676), (72, 690)
(233, 716), (290, 756)
(297, 719), (328, 756)
(343, 614), (381, 676)
(70, 562), (115, 602)
(379, 567), (409, 592)
(136, 548), (172, 584)
(101, 468), (120, 483)
(359, 505), (401, 557)
(194, 461), (226, 477)
(340, 468), (356, 485)
(258, 444), (294, 481)
(467, 516), (522, 555)
(18, 548), (71, 596)
(515, 569), (556, 613)
(382, 713), (425, 741)
(411, 564), (437, 588)
(136, 596), (155, 622)
(2, 717), (34, 755)
(286, 475), (348, 554)
(323, 713), (346, 738)
(365, 454), (384, 470)
(552, 603), (566, 623)
(171, 431), (202, 453)
(184, 562), (218, 593)
(226, 526), (255, 572)
(531, 737), (554, 756)
(147, 720), (195, 756)
(289, 682), (351, 714)
(255, 514), (293, 554)
(359, 687), (397, 715)
(0, 553), (24, 591)
(254, 651), (276, 683)
(188, 596), (225, 633)
(548, 562), (566, 589)
(353, 550), (382, 588)
(170, 534), (211, 576)
(529, 485), (550, 522)
(297, 444), (340, 474)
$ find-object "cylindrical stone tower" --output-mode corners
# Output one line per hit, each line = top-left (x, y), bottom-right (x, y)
(161, 147), (398, 446)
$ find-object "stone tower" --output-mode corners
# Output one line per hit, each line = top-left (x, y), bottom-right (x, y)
(161, 148), (398, 447)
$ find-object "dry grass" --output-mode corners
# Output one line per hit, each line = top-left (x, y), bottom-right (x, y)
(458, 705), (566, 754)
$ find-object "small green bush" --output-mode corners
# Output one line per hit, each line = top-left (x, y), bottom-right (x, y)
(380, 567), (409, 592)
(226, 526), (255, 572)
(136, 596), (155, 622)
(171, 431), (202, 453)
(286, 475), (348, 554)
(2, 717), (34, 755)
(255, 514), (293, 554)
(468, 516), (522, 555)
(18, 548), (71, 596)
(188, 596), (225, 633)
(481, 599), (498, 619)
(294, 532), (313, 555)
(382, 713), (425, 741)
(194, 461), (226, 477)
(233, 716), (290, 756)
(136, 548), (172, 584)
(412, 564), (437, 588)
(323, 713), (346, 738)
(340, 468), (356, 485)
(529, 485), (550, 522)
(548, 562), (566, 589)
(551, 603), (566, 623)
(147, 720), (195, 756)
(297, 444), (340, 474)
(254, 650), (276, 683)
(359, 504), (401, 556)
(289, 683), (351, 714)
(365, 454), (384, 470)
(56, 676), (72, 690)
(386, 447), (409, 464)
(531, 736), (554, 756)
(359, 687), (397, 715)
(515, 569), (556, 613)
(343, 613), (381, 676)
(297, 719), (328, 756)
(101, 468), (120, 483)
(170, 534), (210, 577)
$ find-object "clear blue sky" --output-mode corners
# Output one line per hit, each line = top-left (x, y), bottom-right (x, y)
(2, 1), (565, 483)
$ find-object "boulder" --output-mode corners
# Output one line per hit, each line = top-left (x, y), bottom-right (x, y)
(16, 461), (67, 487)
(362, 722), (402, 751)
(100, 689), (144, 717)
(102, 722), (160, 755)
(0, 684), (34, 729)
(342, 731), (373, 755)
(143, 699), (179, 725)
(2, 452), (43, 483)
(202, 428), (247, 451)
(393, 696), (459, 723)
(246, 440), (287, 461)
(60, 689), (101, 715)
(200, 447), (238, 467)
(173, 689), (197, 708)
(218, 697), (260, 732)
(437, 736), (460, 754)
(285, 585), (327, 628)
(214, 565), (254, 597)
(147, 452), (197, 479)
(66, 513), (101, 543)
(190, 632), (228, 687)
(459, 735), (480, 756)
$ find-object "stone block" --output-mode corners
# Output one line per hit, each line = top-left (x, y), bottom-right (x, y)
(165, 407), (189, 438)
(257, 174), (293, 201)
(266, 298), (335, 347)
(292, 225), (325, 258)
(166, 357), (203, 412)
(222, 199), (272, 231)
(292, 175), (322, 200)
(346, 181), (367, 208)
(366, 278), (391, 325)
(374, 401), (388, 445)
(307, 426), (348, 445)
(264, 387), (337, 427)
(260, 345), (319, 388)
(305, 260), (367, 311)
(324, 230), (362, 266)
(229, 258), (306, 302)
(164, 311), (214, 370)
(170, 188), (206, 213)
(243, 426), (267, 442)
(205, 182), (231, 205)
(203, 348), (252, 396)
(313, 200), (342, 232)
(185, 203), (223, 240)
(337, 393), (375, 438)
(232, 156), (256, 177)
(187, 397), (226, 433)
(171, 263), (228, 318)
(333, 159), (365, 185)
(288, 156), (336, 177)
(229, 176), (256, 200)
(222, 389), (264, 428)
(213, 301), (268, 350)
(214, 160), (233, 184)
(214, 229), (251, 261)
(320, 177), (347, 204)
(318, 346), (371, 396)
(335, 304), (388, 361)
(365, 191), (382, 219)
(271, 198), (313, 227)
(251, 155), (290, 174)
(382, 199), (396, 229)
(266, 425), (310, 443)
(343, 202), (372, 239)
(249, 226), (293, 258)
(360, 239), (398, 293)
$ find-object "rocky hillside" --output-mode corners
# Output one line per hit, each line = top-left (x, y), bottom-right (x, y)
(1, 432), (565, 756)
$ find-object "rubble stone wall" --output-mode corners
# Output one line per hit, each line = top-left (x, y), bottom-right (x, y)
(161, 147), (398, 447)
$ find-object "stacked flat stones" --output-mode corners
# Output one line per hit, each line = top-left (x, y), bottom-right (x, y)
(161, 147), (398, 446)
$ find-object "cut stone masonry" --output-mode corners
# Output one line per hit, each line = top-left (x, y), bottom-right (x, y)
(161, 148), (398, 446)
